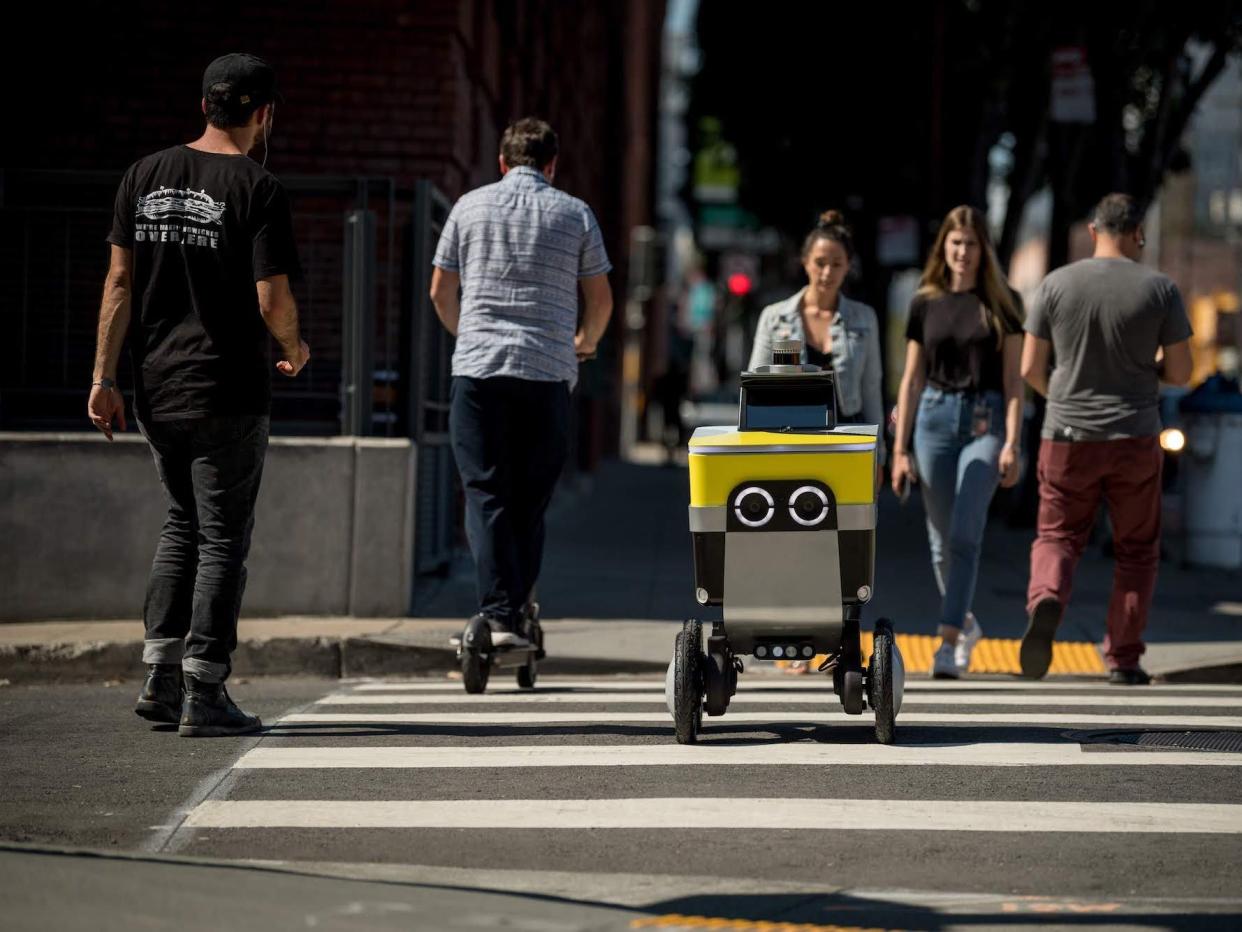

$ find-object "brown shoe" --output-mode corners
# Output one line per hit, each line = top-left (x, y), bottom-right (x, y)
(1108, 667), (1152, 686)
(1019, 598), (1062, 679)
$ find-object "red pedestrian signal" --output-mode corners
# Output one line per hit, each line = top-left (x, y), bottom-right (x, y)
(726, 273), (753, 296)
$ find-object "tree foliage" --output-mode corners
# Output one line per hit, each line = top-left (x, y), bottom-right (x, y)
(692, 0), (1242, 280)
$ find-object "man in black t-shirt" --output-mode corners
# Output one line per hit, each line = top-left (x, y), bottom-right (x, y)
(89, 53), (308, 736)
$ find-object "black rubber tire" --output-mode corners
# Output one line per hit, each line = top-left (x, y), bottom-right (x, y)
(673, 619), (703, 744)
(462, 652), (490, 694)
(871, 618), (896, 744)
(516, 657), (537, 689)
(841, 670), (864, 715)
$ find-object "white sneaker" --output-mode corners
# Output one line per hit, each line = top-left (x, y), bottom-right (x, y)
(930, 642), (959, 679)
(485, 619), (531, 649)
(489, 629), (531, 649)
(954, 613), (983, 674)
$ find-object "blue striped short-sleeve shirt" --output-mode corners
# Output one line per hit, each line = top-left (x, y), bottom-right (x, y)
(432, 166), (612, 388)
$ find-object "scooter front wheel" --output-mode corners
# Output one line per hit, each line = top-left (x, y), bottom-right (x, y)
(516, 655), (537, 689)
(462, 651), (490, 694)
(672, 618), (704, 744)
(460, 616), (492, 694)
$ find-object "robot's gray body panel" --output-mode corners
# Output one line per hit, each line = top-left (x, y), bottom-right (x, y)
(722, 530), (844, 654)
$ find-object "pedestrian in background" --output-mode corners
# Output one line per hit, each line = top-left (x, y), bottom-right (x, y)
(1020, 193), (1193, 684)
(891, 205), (1024, 679)
(90, 54), (308, 735)
(748, 210), (885, 430)
(430, 118), (613, 648)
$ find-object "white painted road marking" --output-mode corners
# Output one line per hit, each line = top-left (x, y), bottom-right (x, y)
(277, 711), (1242, 727)
(317, 692), (1242, 709)
(234, 743), (1242, 769)
(348, 679), (1242, 694)
(183, 798), (1242, 833)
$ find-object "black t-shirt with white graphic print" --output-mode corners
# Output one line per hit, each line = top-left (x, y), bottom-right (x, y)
(107, 145), (300, 421)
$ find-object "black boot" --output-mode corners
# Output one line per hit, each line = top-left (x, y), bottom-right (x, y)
(134, 664), (184, 724)
(179, 675), (262, 737)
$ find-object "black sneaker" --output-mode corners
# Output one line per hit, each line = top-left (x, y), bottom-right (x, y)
(134, 664), (184, 724)
(1108, 667), (1152, 686)
(179, 676), (262, 737)
(1019, 598), (1063, 680)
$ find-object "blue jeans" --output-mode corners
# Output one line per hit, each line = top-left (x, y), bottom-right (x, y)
(912, 387), (1004, 631)
(139, 415), (270, 682)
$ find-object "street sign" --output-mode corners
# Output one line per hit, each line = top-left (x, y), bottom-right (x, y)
(1051, 46), (1096, 124)
(876, 215), (920, 266)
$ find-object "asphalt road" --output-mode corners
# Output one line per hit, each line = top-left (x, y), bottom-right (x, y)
(3, 674), (1242, 931)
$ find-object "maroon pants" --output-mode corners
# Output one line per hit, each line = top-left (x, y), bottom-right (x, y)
(1026, 436), (1163, 670)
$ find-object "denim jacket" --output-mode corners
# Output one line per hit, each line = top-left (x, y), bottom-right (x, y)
(748, 288), (885, 432)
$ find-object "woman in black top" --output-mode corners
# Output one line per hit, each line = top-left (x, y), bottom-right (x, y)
(891, 205), (1024, 678)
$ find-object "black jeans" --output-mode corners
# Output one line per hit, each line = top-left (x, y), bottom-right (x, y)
(450, 376), (570, 625)
(139, 415), (269, 682)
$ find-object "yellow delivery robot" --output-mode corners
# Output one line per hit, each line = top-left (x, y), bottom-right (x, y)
(668, 340), (903, 744)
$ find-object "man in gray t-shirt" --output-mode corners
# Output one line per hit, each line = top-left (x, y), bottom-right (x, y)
(1018, 193), (1193, 684)
(1026, 252), (1191, 441)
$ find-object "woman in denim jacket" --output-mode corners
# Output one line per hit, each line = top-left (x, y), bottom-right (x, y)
(891, 206), (1024, 679)
(748, 211), (885, 433)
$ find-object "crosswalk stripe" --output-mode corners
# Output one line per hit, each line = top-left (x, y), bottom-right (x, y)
(316, 692), (1242, 709)
(349, 679), (1242, 694)
(278, 711), (1242, 727)
(182, 798), (1242, 833)
(233, 743), (1242, 769)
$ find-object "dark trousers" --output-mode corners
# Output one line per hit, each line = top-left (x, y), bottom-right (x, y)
(139, 415), (269, 682)
(1027, 436), (1163, 670)
(450, 376), (570, 624)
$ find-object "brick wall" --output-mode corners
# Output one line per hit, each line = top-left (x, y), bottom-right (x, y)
(2, 0), (664, 455)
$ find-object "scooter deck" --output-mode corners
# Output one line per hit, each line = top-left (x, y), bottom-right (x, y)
(449, 634), (537, 654)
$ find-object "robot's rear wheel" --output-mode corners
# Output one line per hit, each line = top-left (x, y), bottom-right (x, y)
(869, 617), (897, 744)
(672, 618), (704, 744)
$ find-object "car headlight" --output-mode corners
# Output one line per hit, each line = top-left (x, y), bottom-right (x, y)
(1159, 428), (1185, 454)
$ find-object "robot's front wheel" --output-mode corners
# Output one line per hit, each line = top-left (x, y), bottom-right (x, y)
(672, 618), (704, 744)
(869, 617), (897, 744)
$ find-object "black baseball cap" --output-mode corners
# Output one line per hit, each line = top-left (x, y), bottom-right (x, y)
(201, 53), (280, 109)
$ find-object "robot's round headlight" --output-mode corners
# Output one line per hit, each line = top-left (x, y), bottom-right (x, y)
(734, 486), (775, 527)
(788, 486), (830, 527)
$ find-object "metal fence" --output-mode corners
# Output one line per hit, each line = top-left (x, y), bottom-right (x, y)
(0, 168), (459, 576)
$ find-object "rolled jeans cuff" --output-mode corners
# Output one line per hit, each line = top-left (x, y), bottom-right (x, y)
(182, 657), (230, 684)
(142, 638), (184, 665)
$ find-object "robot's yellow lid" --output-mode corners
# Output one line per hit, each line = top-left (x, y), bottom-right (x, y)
(688, 424), (878, 453)
(687, 424), (878, 507)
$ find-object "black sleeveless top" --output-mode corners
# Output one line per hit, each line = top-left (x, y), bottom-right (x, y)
(803, 340), (860, 423)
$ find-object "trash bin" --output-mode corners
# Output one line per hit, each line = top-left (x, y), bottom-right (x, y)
(1180, 374), (1242, 570)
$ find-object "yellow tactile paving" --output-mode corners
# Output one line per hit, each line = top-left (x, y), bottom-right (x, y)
(631, 914), (886, 932)
(783, 633), (1107, 676)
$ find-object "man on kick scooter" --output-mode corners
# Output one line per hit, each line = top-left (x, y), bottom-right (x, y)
(430, 118), (613, 674)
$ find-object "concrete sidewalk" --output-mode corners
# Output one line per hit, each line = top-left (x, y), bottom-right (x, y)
(2, 453), (1239, 683)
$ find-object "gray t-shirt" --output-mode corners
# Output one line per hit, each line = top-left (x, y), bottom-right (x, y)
(1026, 257), (1192, 440)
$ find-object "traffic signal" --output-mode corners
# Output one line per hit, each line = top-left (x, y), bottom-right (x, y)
(726, 272), (753, 296)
